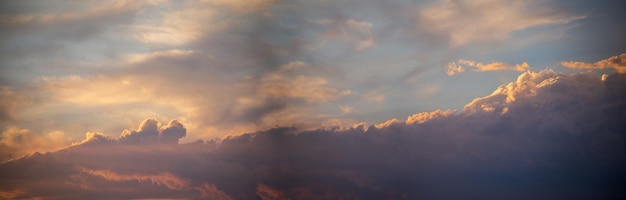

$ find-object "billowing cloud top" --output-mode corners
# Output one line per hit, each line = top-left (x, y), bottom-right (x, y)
(119, 119), (186, 145)
(1, 71), (624, 199)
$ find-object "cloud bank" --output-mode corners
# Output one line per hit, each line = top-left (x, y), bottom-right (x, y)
(1, 70), (624, 199)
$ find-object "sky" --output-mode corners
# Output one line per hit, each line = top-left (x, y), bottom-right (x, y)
(0, 0), (625, 199)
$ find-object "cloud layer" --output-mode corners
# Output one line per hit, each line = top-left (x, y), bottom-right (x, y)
(0, 0), (590, 143)
(1, 1), (624, 199)
(1, 70), (624, 199)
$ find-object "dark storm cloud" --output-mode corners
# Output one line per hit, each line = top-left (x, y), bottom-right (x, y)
(1, 71), (625, 199)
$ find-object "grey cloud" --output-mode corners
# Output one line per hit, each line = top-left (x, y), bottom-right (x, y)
(1, 71), (625, 199)
(161, 120), (188, 144)
(1, 0), (590, 139)
(119, 118), (186, 145)
(0, 0), (151, 84)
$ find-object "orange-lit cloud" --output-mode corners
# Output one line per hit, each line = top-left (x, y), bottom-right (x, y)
(406, 109), (454, 124)
(561, 53), (626, 73)
(1, 70), (625, 199)
(81, 168), (189, 190)
(445, 62), (465, 76)
(82, 168), (232, 200)
(0, 127), (70, 162)
(446, 59), (530, 75)
(0, 87), (30, 122)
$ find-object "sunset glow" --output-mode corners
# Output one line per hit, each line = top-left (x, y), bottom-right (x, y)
(1, 0), (625, 199)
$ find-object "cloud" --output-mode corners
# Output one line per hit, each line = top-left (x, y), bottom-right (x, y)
(71, 132), (115, 147)
(0, 127), (70, 162)
(81, 167), (232, 199)
(1, 70), (624, 199)
(119, 118), (186, 145)
(316, 19), (375, 50)
(445, 62), (465, 76)
(209, 0), (277, 13)
(406, 109), (454, 124)
(80, 168), (189, 190)
(447, 59), (530, 75)
(1, 0), (591, 145)
(133, 3), (216, 45)
(0, 86), (29, 122)
(0, 0), (157, 65)
(561, 53), (626, 73)
(258, 73), (352, 103)
(417, 0), (585, 46)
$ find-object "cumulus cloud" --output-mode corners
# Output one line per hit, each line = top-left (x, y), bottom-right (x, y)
(119, 119), (186, 145)
(71, 132), (114, 147)
(1, 71), (624, 199)
(561, 53), (626, 73)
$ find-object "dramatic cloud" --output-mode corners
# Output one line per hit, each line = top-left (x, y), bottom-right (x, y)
(1, 1), (624, 199)
(1, 71), (624, 199)
(561, 53), (626, 73)
(0, 0), (593, 143)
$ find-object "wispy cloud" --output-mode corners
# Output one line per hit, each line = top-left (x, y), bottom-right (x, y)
(0, 1), (623, 198)
(417, 0), (585, 46)
(561, 53), (626, 73)
(446, 59), (530, 76)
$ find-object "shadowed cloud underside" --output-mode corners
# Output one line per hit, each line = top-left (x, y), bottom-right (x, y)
(1, 71), (625, 199)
